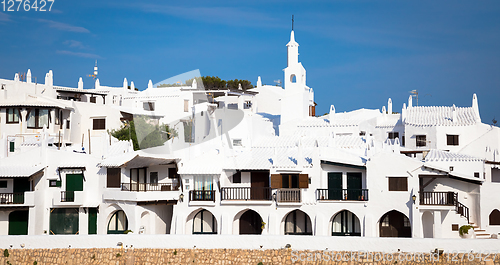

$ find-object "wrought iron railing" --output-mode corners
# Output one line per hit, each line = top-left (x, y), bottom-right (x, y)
(419, 191), (455, 205)
(121, 183), (178, 192)
(189, 190), (215, 202)
(277, 188), (301, 203)
(61, 191), (75, 202)
(0, 193), (24, 204)
(220, 187), (272, 201)
(316, 189), (369, 201)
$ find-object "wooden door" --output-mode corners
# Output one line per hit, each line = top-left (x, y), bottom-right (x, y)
(379, 211), (411, 238)
(251, 171), (269, 200)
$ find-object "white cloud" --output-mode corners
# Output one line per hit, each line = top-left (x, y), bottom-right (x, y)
(63, 40), (89, 49)
(0, 12), (11, 22)
(38, 19), (90, 33)
(56, 50), (101, 59)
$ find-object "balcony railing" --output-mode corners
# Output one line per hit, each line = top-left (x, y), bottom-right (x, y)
(121, 183), (178, 192)
(316, 189), (369, 201)
(189, 190), (215, 202)
(0, 193), (24, 204)
(220, 187), (272, 201)
(61, 191), (75, 202)
(419, 191), (455, 206)
(277, 188), (301, 203)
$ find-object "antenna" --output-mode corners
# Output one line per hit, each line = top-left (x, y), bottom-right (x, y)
(292, 15), (294, 31)
(410, 90), (418, 106)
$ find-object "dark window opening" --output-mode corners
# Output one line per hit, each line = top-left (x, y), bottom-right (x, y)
(150, 172), (158, 185)
(388, 132), (399, 140)
(388, 177), (408, 191)
(93, 118), (106, 130)
(106, 168), (121, 188)
(233, 171), (241, 183)
(90, 96), (96, 103)
(0, 180), (7, 188)
(416, 135), (426, 147)
(49, 180), (61, 187)
(447, 135), (459, 146)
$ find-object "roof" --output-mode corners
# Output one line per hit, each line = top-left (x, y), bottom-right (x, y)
(54, 86), (109, 95)
(0, 94), (73, 109)
(405, 106), (479, 126)
(425, 149), (483, 162)
(422, 163), (483, 184)
(376, 114), (403, 128)
(99, 152), (176, 168)
(0, 165), (45, 178)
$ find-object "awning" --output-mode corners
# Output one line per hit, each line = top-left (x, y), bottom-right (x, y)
(0, 165), (45, 178)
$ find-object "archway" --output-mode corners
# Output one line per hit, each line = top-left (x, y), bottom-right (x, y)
(9, 210), (28, 235)
(193, 209), (217, 234)
(239, 209), (263, 235)
(379, 210), (411, 237)
(140, 211), (150, 234)
(331, 210), (360, 236)
(290, 74), (296, 83)
(490, 209), (500, 225)
(284, 209), (312, 235)
(107, 210), (128, 234)
(422, 211), (434, 238)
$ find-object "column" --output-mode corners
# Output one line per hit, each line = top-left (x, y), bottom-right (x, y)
(433, 210), (442, 238)
(50, 109), (56, 134)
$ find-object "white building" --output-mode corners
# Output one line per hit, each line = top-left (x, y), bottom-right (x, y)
(0, 29), (499, 241)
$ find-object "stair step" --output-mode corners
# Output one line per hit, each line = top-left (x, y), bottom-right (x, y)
(475, 229), (485, 232)
(476, 234), (490, 236)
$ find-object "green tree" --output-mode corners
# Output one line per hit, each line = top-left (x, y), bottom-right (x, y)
(110, 116), (177, 150)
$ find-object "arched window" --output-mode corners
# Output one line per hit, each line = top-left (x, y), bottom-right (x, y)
(490, 209), (500, 225)
(285, 210), (312, 235)
(193, 209), (217, 234)
(332, 210), (361, 236)
(290, 74), (296, 83)
(108, 210), (128, 234)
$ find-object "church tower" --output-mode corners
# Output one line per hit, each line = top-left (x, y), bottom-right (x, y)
(280, 30), (310, 125)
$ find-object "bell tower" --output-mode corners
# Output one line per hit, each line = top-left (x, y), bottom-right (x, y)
(281, 27), (309, 126)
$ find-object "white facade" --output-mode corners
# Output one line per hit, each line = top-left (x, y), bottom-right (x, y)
(0, 30), (499, 243)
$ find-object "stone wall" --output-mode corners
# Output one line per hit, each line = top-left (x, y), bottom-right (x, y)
(0, 248), (497, 265)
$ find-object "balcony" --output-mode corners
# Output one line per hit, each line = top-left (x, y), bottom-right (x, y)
(277, 188), (301, 203)
(61, 191), (74, 202)
(189, 190), (215, 202)
(0, 193), (25, 204)
(121, 183), (178, 192)
(220, 187), (272, 201)
(316, 189), (369, 201)
(419, 191), (455, 206)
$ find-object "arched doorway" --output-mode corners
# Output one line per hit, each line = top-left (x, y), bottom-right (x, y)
(332, 210), (360, 236)
(239, 210), (262, 235)
(422, 211), (434, 238)
(9, 210), (28, 235)
(193, 209), (217, 234)
(284, 210), (312, 235)
(379, 210), (411, 237)
(107, 210), (128, 234)
(489, 209), (500, 225)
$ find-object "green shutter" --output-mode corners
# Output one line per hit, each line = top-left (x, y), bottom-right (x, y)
(88, 208), (98, 235)
(328, 172), (342, 200)
(66, 174), (84, 192)
(9, 142), (14, 152)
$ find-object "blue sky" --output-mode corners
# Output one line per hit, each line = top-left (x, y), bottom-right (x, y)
(1, 0), (499, 123)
